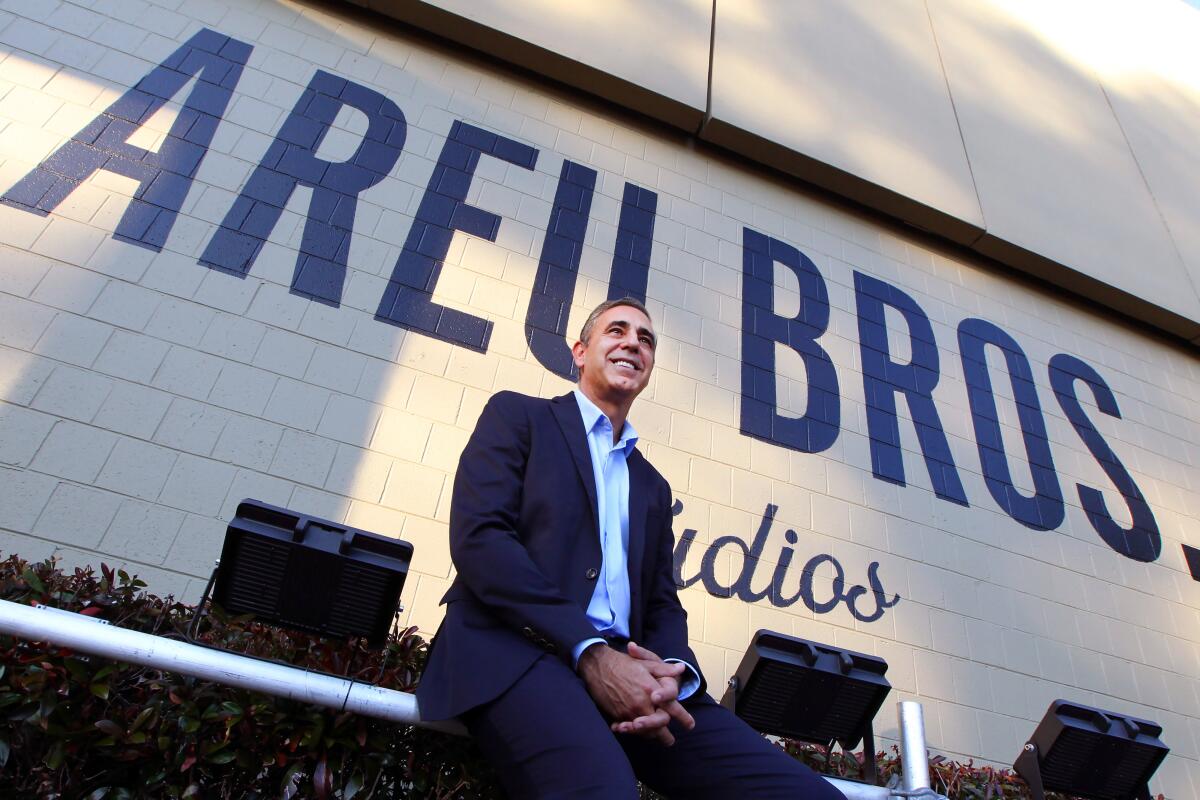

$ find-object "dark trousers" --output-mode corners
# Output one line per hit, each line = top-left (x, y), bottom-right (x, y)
(463, 654), (846, 800)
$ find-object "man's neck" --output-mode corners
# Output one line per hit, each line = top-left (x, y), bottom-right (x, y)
(577, 386), (631, 443)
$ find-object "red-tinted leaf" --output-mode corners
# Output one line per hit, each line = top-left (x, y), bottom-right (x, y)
(180, 744), (196, 773)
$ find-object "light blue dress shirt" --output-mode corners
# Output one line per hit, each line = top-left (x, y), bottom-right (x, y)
(571, 390), (699, 701)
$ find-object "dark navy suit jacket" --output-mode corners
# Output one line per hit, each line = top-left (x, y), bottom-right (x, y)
(416, 390), (705, 721)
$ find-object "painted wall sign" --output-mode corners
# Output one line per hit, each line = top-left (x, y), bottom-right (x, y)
(0, 27), (1163, 580)
(673, 502), (901, 622)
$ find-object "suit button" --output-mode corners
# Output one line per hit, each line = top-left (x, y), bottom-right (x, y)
(585, 568), (599, 580)
(522, 626), (535, 639)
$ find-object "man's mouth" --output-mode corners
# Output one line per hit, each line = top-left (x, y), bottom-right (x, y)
(611, 358), (640, 371)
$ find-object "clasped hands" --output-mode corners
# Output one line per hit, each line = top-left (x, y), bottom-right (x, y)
(577, 641), (696, 746)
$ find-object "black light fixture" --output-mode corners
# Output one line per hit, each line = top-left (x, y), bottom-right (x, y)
(721, 630), (891, 783)
(1014, 700), (1168, 800)
(203, 499), (414, 647)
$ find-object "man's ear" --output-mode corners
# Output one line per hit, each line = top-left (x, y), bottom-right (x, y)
(571, 340), (586, 370)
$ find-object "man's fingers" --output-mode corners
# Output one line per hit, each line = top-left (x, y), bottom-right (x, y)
(645, 660), (685, 680)
(649, 677), (679, 706)
(612, 708), (669, 732)
(578, 645), (662, 721)
(650, 726), (675, 746)
(611, 710), (677, 746)
(661, 699), (695, 731)
(627, 641), (662, 662)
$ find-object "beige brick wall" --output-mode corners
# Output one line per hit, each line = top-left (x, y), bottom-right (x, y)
(0, 1), (1197, 795)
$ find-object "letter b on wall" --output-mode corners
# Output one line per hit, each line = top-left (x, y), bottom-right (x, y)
(740, 228), (839, 453)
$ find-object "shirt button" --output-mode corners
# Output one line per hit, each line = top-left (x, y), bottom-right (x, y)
(585, 568), (599, 580)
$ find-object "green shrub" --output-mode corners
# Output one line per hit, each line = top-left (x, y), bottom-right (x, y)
(0, 554), (498, 799)
(0, 554), (1168, 799)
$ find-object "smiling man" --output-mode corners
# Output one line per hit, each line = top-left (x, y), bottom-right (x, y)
(416, 298), (843, 799)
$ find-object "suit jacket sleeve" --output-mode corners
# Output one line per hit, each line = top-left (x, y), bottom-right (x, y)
(448, 392), (599, 657)
(638, 478), (707, 697)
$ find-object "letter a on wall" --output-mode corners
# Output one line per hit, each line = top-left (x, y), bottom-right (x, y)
(1, 29), (251, 251)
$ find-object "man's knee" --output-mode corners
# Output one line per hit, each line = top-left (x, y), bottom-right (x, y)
(463, 655), (642, 799)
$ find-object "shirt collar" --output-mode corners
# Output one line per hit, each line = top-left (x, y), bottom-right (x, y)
(573, 389), (638, 453)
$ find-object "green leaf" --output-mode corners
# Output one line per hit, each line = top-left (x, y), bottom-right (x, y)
(130, 705), (156, 732)
(85, 788), (110, 800)
(0, 739), (9, 768)
(95, 719), (124, 737)
(91, 683), (110, 700)
(45, 741), (65, 770)
(64, 658), (89, 681)
(21, 568), (46, 594)
(208, 750), (236, 764)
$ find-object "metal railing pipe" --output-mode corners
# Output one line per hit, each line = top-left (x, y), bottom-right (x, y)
(0, 599), (465, 735)
(898, 700), (932, 791)
(825, 776), (890, 799)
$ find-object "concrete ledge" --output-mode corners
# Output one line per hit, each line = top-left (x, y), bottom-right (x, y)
(344, 0), (708, 132)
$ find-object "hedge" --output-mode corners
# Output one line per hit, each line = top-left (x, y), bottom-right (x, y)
(0, 554), (1165, 799)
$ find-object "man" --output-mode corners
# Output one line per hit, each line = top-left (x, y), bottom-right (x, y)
(417, 298), (843, 799)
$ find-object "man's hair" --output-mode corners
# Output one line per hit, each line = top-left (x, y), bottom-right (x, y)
(578, 297), (652, 345)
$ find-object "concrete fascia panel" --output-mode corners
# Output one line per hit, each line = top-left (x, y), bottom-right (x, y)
(701, 117), (985, 247)
(346, 0), (710, 131)
(972, 233), (1200, 344)
(928, 0), (1200, 333)
(705, 0), (985, 240)
(1099, 72), (1200, 342)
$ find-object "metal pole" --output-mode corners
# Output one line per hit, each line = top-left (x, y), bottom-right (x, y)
(824, 776), (890, 800)
(0, 599), (464, 735)
(898, 700), (932, 792)
(1, 599), (898, 797)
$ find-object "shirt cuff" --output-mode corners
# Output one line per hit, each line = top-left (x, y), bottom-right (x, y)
(572, 637), (607, 668)
(664, 658), (701, 701)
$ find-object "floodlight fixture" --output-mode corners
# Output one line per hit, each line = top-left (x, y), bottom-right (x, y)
(1014, 700), (1168, 800)
(206, 499), (413, 647)
(721, 630), (891, 783)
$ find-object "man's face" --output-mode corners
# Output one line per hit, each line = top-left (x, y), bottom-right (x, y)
(573, 304), (656, 405)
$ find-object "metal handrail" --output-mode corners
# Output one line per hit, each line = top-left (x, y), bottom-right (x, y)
(0, 599), (941, 799)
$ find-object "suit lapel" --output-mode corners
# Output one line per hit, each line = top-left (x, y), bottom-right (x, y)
(626, 451), (648, 608)
(550, 394), (599, 530)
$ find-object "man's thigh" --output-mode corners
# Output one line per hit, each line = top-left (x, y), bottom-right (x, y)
(462, 654), (640, 800)
(622, 696), (847, 800)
